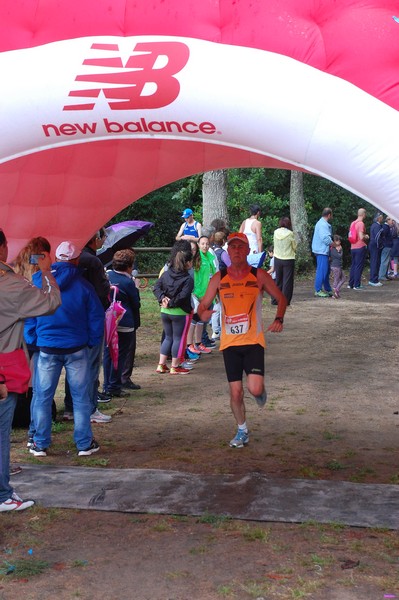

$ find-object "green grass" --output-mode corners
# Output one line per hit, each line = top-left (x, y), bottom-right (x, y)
(0, 558), (50, 579)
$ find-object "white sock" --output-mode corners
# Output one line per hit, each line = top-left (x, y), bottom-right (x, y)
(238, 422), (248, 433)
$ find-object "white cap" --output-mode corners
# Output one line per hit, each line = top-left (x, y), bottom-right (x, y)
(55, 241), (81, 260)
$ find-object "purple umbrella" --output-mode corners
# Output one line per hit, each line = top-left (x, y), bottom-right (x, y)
(97, 220), (154, 265)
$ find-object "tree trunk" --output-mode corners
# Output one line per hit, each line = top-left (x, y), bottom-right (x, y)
(202, 170), (228, 228)
(290, 170), (313, 272)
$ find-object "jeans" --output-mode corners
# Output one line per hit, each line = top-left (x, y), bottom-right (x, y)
(0, 392), (17, 502)
(349, 246), (367, 288)
(64, 341), (103, 414)
(103, 331), (134, 393)
(378, 247), (392, 279)
(314, 254), (331, 293)
(28, 351), (39, 439)
(34, 348), (93, 451)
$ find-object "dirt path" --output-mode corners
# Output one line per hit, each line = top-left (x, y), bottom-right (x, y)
(3, 276), (399, 599)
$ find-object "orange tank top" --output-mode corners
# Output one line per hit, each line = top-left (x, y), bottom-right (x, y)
(219, 267), (265, 350)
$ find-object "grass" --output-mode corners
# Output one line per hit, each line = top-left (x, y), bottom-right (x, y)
(0, 558), (49, 579)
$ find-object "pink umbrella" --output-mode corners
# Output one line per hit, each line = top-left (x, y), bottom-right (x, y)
(104, 286), (126, 370)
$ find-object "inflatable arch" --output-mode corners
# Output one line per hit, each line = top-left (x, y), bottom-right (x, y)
(1, 0), (399, 258)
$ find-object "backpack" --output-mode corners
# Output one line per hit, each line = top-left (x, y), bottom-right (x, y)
(348, 220), (358, 244)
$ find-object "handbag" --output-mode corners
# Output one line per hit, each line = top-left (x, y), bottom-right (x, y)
(0, 348), (31, 394)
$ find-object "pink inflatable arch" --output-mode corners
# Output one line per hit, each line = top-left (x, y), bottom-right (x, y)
(1, 0), (399, 257)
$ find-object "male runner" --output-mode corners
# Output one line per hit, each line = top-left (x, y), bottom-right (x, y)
(198, 232), (287, 448)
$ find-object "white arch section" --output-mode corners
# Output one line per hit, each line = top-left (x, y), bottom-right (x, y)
(1, 36), (399, 256)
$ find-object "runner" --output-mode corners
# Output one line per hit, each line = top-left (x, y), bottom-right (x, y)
(197, 232), (287, 448)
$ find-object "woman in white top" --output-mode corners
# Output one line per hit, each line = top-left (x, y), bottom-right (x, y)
(239, 204), (263, 253)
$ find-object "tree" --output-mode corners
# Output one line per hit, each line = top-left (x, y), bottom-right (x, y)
(289, 170), (313, 272)
(202, 170), (228, 228)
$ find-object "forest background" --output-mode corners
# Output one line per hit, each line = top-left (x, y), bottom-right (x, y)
(110, 169), (378, 274)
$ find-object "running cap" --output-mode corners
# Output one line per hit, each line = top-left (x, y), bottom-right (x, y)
(227, 232), (249, 245)
(55, 241), (81, 260)
(181, 208), (193, 218)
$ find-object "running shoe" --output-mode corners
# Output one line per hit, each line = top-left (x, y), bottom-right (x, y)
(90, 409), (112, 423)
(186, 349), (200, 361)
(97, 390), (112, 403)
(156, 364), (170, 374)
(169, 366), (191, 375)
(229, 429), (249, 448)
(0, 492), (34, 512)
(254, 389), (267, 407)
(179, 361), (195, 370)
(368, 281), (383, 286)
(187, 344), (201, 355)
(63, 411), (74, 421)
(314, 291), (329, 298)
(196, 343), (212, 354)
(78, 439), (100, 456)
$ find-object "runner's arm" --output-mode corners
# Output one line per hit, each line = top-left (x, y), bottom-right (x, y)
(257, 270), (287, 332)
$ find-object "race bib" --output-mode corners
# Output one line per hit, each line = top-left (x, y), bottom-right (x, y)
(224, 313), (249, 335)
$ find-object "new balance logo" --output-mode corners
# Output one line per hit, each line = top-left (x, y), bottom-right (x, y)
(64, 41), (190, 111)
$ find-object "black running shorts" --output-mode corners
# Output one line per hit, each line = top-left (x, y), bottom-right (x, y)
(222, 344), (265, 382)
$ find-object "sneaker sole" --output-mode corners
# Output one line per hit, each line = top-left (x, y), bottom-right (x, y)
(29, 448), (47, 457)
(90, 418), (112, 423)
(229, 440), (249, 448)
(78, 446), (100, 456)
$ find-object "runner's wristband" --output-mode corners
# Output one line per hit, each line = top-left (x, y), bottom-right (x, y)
(274, 317), (284, 324)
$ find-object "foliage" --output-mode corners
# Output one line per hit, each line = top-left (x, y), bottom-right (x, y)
(109, 168), (378, 273)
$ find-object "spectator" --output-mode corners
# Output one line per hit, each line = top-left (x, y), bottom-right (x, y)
(348, 208), (369, 290)
(329, 235), (346, 298)
(239, 204), (263, 253)
(176, 208), (202, 242)
(0, 228), (61, 511)
(368, 212), (384, 286)
(378, 216), (394, 281)
(211, 231), (231, 340)
(103, 249), (141, 397)
(273, 216), (297, 306)
(14, 237), (56, 442)
(311, 208), (333, 297)
(30, 241), (104, 457)
(153, 243), (194, 374)
(266, 245), (276, 280)
(186, 235), (216, 356)
(63, 229), (112, 423)
(389, 219), (399, 278)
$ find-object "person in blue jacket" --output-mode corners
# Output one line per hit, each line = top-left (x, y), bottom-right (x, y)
(103, 249), (141, 397)
(29, 241), (105, 458)
(311, 208), (333, 297)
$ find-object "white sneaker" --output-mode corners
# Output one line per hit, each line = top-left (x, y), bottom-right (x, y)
(0, 492), (35, 512)
(90, 409), (112, 423)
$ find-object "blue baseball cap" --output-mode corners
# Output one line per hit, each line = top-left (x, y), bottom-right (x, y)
(181, 208), (193, 218)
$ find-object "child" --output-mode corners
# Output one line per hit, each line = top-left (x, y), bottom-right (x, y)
(267, 245), (276, 280)
(329, 235), (346, 298)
